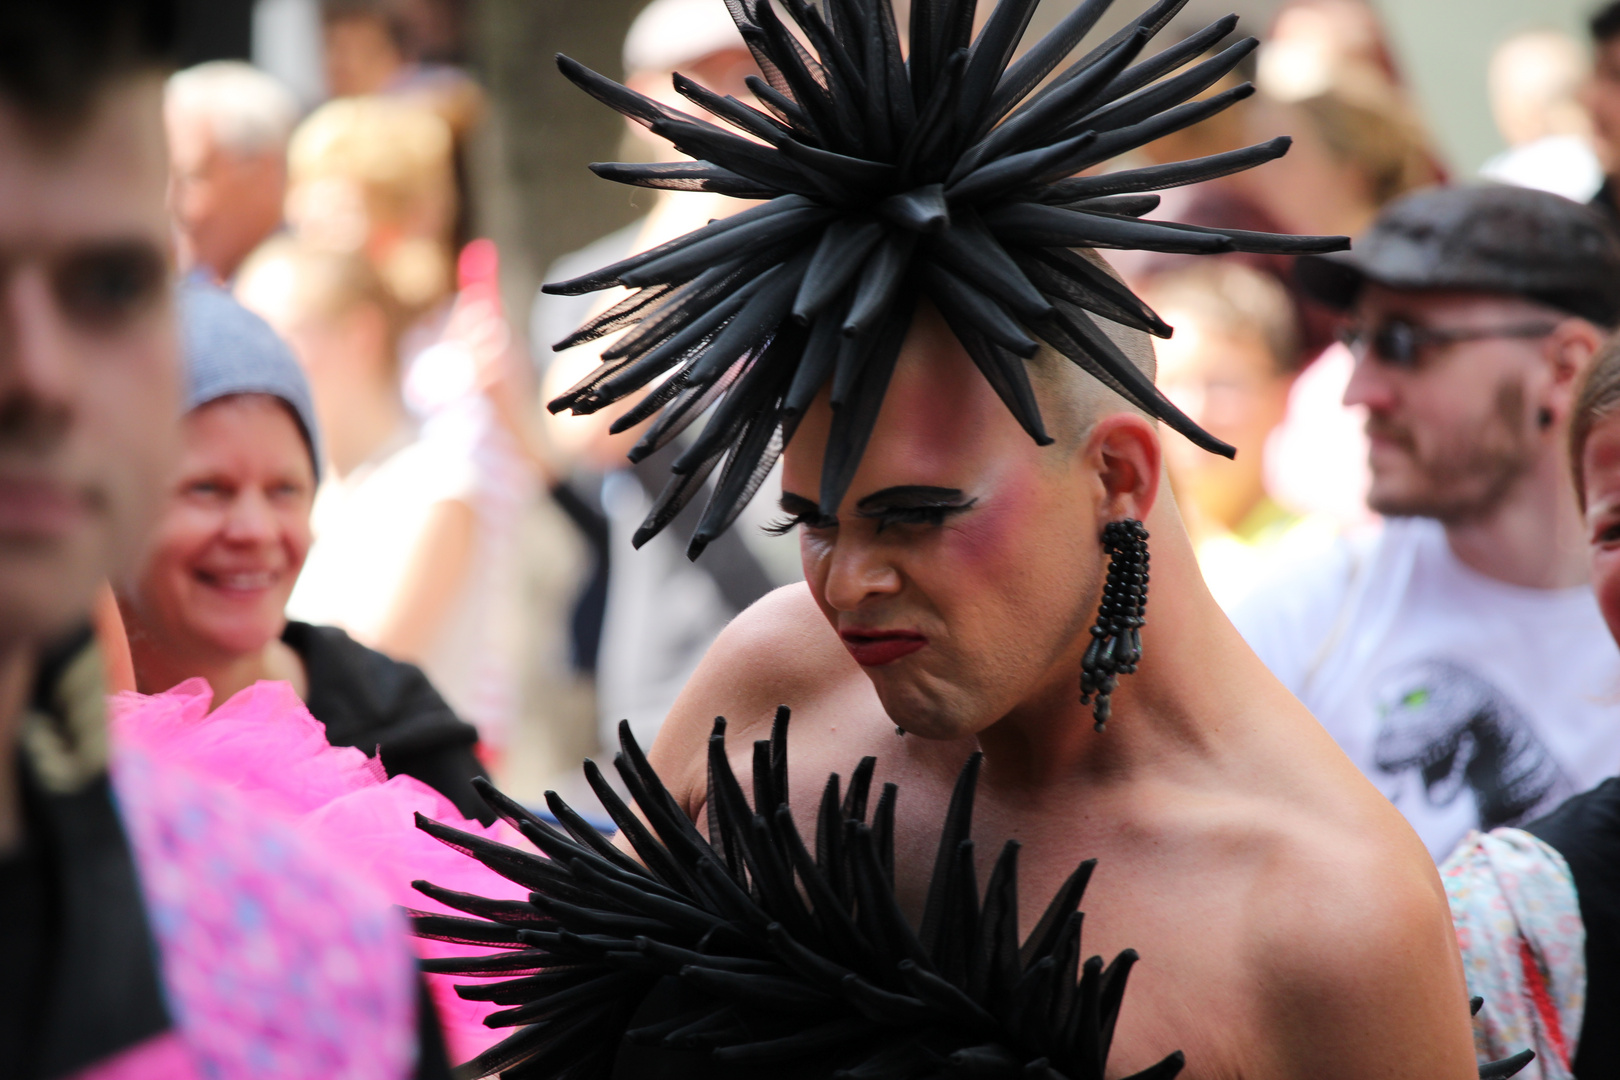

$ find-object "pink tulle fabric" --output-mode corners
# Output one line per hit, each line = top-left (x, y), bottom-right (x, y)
(107, 744), (417, 1079)
(110, 679), (532, 1066)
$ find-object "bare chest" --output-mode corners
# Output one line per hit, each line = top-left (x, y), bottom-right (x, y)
(711, 725), (1269, 1079)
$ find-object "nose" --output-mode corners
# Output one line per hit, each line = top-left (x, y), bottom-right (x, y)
(819, 532), (903, 612)
(0, 268), (79, 428)
(221, 488), (279, 545)
(1342, 350), (1396, 414)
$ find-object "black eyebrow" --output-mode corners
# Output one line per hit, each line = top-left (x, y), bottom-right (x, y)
(853, 486), (972, 515)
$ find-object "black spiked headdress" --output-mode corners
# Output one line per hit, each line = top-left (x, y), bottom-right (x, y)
(544, 0), (1350, 559)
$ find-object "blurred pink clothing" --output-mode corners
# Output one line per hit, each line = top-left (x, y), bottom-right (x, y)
(70, 743), (419, 1080)
(110, 679), (529, 1066)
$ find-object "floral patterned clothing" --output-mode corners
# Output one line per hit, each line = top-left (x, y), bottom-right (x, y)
(1442, 827), (1585, 1079)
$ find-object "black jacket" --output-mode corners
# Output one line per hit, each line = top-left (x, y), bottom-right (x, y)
(1528, 779), (1620, 1079)
(281, 621), (491, 824)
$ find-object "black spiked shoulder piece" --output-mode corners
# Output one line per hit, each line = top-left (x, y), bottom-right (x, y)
(543, 0), (1350, 559)
(411, 710), (1187, 1080)
(412, 712), (1536, 1079)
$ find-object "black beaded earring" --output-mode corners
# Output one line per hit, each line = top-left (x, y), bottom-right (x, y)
(1080, 520), (1150, 732)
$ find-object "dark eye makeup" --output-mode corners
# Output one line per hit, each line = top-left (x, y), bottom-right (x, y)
(765, 486), (977, 535)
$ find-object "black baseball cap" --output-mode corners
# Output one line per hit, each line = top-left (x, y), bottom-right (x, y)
(1296, 184), (1620, 327)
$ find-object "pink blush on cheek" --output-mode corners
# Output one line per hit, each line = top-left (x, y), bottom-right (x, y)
(945, 471), (1040, 570)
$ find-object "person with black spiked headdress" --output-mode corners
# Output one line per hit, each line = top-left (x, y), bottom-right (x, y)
(406, 1), (1504, 1077)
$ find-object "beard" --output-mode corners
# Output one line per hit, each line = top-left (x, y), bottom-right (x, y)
(1365, 380), (1537, 524)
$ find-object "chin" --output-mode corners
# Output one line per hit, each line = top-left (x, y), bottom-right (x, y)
(193, 620), (282, 659)
(0, 554), (103, 648)
(872, 676), (992, 741)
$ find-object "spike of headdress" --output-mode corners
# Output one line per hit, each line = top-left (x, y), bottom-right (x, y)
(545, 0), (1350, 559)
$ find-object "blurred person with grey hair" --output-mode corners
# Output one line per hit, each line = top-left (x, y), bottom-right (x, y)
(1479, 28), (1603, 202)
(165, 60), (298, 283)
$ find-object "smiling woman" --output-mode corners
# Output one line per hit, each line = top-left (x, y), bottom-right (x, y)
(114, 285), (490, 821)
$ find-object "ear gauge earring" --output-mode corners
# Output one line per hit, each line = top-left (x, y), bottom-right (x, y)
(1080, 520), (1150, 732)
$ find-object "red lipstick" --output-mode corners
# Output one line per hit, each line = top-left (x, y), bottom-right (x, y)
(840, 630), (927, 667)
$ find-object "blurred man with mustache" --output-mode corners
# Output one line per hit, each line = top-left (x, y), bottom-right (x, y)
(1233, 185), (1620, 860)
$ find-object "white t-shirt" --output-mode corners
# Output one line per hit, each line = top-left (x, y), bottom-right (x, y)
(1232, 516), (1620, 859)
(287, 408), (529, 747)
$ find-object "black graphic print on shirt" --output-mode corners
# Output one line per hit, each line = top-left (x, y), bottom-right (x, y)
(1371, 658), (1571, 831)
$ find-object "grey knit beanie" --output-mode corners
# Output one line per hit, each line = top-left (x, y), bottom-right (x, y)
(178, 281), (322, 481)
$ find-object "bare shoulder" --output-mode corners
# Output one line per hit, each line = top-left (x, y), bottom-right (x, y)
(646, 583), (860, 816)
(1236, 802), (1477, 1079)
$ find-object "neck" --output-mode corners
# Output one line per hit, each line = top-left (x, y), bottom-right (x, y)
(318, 373), (406, 478)
(974, 491), (1302, 792)
(0, 641), (41, 856)
(125, 617), (306, 707)
(1442, 449), (1588, 589)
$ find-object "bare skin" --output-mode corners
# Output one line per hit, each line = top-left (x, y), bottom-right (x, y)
(642, 307), (1477, 1078)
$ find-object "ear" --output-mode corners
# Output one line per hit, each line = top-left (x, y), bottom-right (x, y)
(1084, 413), (1162, 523)
(1543, 318), (1607, 424)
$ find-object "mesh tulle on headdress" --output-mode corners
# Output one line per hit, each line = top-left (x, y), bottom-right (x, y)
(544, 0), (1349, 558)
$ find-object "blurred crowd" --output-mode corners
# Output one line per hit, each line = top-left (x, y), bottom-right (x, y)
(147, 0), (1620, 831)
(21, 0), (1620, 1072)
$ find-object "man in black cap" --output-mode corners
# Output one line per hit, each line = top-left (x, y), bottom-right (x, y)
(1233, 184), (1620, 860)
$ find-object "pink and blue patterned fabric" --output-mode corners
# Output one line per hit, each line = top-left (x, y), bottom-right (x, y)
(70, 745), (419, 1080)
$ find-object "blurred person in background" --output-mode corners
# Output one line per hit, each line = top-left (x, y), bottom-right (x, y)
(1234, 186), (1620, 860)
(319, 0), (484, 247)
(1139, 261), (1329, 609)
(1255, 0), (1407, 105)
(1584, 1), (1620, 225)
(0, 1), (437, 1074)
(286, 93), (456, 319)
(237, 239), (521, 754)
(1249, 0), (1442, 240)
(1237, 0), (1443, 536)
(116, 285), (488, 821)
(1479, 28), (1603, 202)
(533, 0), (798, 755)
(164, 60), (298, 284)
(1440, 333), (1620, 1080)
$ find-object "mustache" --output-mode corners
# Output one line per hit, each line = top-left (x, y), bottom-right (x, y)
(1364, 415), (1416, 452)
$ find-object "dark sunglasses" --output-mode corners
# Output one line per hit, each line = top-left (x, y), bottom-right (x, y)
(1337, 318), (1559, 370)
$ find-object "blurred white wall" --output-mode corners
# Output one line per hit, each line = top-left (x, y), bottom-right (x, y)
(252, 0), (326, 109)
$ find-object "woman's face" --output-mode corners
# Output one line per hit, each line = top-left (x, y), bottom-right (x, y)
(130, 395), (315, 659)
(1584, 412), (1620, 644)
